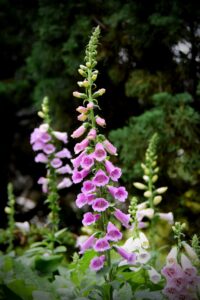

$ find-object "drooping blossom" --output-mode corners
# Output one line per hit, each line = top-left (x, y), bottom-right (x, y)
(90, 255), (106, 271)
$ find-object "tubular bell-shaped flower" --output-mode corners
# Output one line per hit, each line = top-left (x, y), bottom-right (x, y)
(71, 27), (131, 271)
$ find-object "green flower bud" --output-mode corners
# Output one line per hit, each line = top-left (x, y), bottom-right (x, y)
(153, 195), (162, 205)
(38, 111), (45, 118)
(144, 190), (152, 198)
(152, 175), (158, 183)
(156, 187), (168, 194)
(143, 175), (149, 182)
(133, 182), (147, 190)
(5, 207), (11, 214)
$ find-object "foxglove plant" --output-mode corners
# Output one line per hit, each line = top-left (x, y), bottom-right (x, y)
(133, 133), (173, 251)
(71, 26), (130, 274)
(162, 222), (200, 299)
(30, 97), (72, 247)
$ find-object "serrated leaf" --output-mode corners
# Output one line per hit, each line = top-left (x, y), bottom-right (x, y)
(113, 283), (132, 300)
(32, 290), (55, 300)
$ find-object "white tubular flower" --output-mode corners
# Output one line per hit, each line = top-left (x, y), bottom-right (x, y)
(182, 241), (200, 263)
(157, 212), (174, 224)
(166, 246), (178, 265)
(148, 267), (161, 284)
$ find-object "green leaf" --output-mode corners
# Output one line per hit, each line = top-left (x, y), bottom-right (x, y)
(34, 254), (63, 273)
(7, 279), (34, 300)
(113, 283), (132, 300)
(32, 291), (55, 300)
(54, 246), (67, 254)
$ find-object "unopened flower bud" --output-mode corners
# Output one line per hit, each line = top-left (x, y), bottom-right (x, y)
(144, 191), (152, 198)
(152, 161), (157, 167)
(86, 62), (91, 68)
(182, 241), (199, 263)
(77, 81), (84, 87)
(154, 167), (159, 173)
(92, 74), (98, 81)
(79, 64), (87, 70)
(77, 113), (88, 121)
(156, 187), (168, 194)
(93, 88), (106, 98)
(153, 195), (162, 205)
(5, 207), (11, 214)
(82, 80), (89, 88)
(78, 69), (86, 76)
(73, 91), (87, 99)
(38, 111), (45, 118)
(133, 182), (147, 190)
(143, 175), (149, 182)
(87, 102), (94, 109)
(152, 175), (158, 183)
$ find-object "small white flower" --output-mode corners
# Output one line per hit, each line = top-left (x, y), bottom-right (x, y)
(148, 267), (161, 284)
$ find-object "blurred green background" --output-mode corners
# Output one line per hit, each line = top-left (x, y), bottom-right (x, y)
(0, 0), (200, 236)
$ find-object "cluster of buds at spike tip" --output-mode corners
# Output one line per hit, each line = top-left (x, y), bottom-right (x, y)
(133, 133), (173, 226)
(161, 245), (200, 299)
(71, 27), (131, 272)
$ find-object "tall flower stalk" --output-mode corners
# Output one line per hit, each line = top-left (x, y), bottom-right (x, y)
(133, 133), (172, 252)
(30, 97), (72, 249)
(5, 183), (15, 252)
(71, 26), (131, 278)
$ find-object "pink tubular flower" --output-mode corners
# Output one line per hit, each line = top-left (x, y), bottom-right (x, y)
(55, 148), (72, 158)
(38, 177), (48, 193)
(94, 237), (110, 252)
(114, 208), (131, 228)
(40, 132), (51, 143)
(32, 141), (45, 151)
(92, 198), (109, 212)
(161, 263), (183, 279)
(112, 186), (128, 202)
(93, 170), (109, 186)
(103, 139), (117, 155)
(75, 193), (88, 208)
(106, 222), (122, 242)
(50, 158), (62, 168)
(81, 180), (96, 194)
(82, 212), (100, 226)
(71, 125), (86, 139)
(87, 128), (97, 140)
(96, 116), (106, 127)
(105, 160), (121, 181)
(35, 153), (48, 163)
(79, 234), (96, 254)
(43, 143), (56, 154)
(57, 178), (72, 189)
(90, 255), (105, 271)
(56, 164), (72, 174)
(115, 246), (137, 264)
(52, 131), (68, 143)
(71, 151), (86, 168)
(74, 138), (89, 154)
(93, 143), (107, 161)
(72, 169), (83, 184)
(80, 154), (94, 169)
(86, 193), (96, 205)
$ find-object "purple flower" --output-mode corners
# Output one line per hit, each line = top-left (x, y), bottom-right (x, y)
(50, 158), (62, 168)
(161, 263), (183, 279)
(71, 151), (86, 168)
(57, 178), (72, 189)
(56, 164), (72, 174)
(80, 154), (94, 169)
(43, 143), (56, 154)
(40, 132), (51, 143)
(93, 143), (107, 161)
(81, 180), (96, 194)
(86, 193), (96, 205)
(75, 193), (88, 208)
(56, 148), (72, 158)
(79, 234), (96, 254)
(106, 222), (122, 242)
(82, 212), (100, 226)
(105, 160), (121, 181)
(87, 128), (97, 140)
(71, 125), (86, 139)
(94, 237), (110, 252)
(35, 153), (48, 163)
(74, 138), (89, 154)
(115, 246), (137, 264)
(32, 141), (45, 151)
(93, 170), (109, 186)
(114, 208), (131, 228)
(72, 169), (89, 184)
(90, 255), (105, 271)
(52, 131), (68, 143)
(38, 177), (48, 193)
(92, 198), (109, 212)
(95, 116), (106, 127)
(108, 186), (128, 202)
(103, 140), (117, 155)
